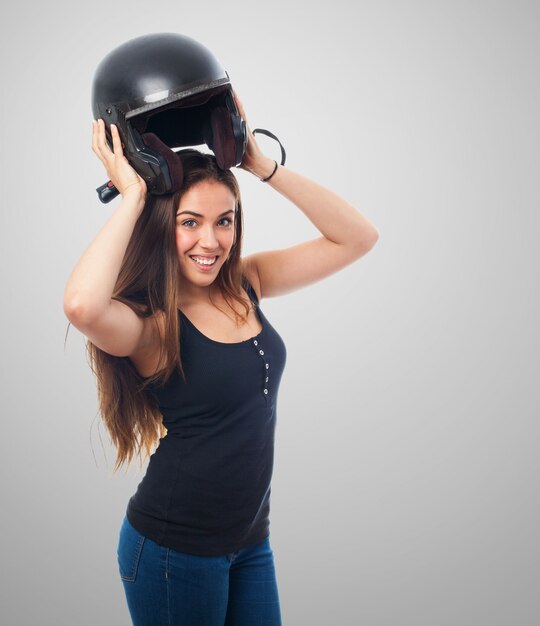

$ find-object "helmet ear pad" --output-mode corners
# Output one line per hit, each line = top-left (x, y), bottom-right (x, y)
(207, 106), (237, 170)
(141, 132), (185, 192)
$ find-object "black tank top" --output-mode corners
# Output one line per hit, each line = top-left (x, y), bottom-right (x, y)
(126, 276), (287, 556)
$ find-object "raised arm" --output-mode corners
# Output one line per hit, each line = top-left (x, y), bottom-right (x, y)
(234, 90), (379, 299)
(63, 120), (153, 358)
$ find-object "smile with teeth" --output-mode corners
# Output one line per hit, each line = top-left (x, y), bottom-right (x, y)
(190, 255), (218, 266)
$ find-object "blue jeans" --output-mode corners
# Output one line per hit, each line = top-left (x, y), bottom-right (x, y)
(117, 515), (283, 626)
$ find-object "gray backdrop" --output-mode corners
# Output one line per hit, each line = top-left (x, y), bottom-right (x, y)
(1, 0), (539, 624)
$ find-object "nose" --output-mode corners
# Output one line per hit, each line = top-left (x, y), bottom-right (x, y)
(198, 224), (220, 250)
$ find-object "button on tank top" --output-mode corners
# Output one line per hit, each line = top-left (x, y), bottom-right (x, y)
(126, 276), (287, 556)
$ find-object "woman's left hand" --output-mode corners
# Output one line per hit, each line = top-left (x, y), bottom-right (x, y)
(232, 88), (276, 180)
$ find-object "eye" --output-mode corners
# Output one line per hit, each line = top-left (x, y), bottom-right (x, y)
(219, 217), (234, 227)
(181, 219), (197, 228)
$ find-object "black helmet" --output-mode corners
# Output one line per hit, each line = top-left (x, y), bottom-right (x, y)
(92, 32), (285, 202)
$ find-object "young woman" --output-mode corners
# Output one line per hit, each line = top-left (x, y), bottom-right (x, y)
(63, 91), (379, 626)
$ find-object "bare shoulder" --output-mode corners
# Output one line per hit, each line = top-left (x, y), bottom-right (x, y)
(240, 256), (262, 302)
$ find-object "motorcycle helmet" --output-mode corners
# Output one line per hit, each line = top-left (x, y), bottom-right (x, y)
(91, 32), (285, 203)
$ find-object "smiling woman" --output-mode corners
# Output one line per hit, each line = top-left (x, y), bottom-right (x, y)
(64, 78), (378, 626)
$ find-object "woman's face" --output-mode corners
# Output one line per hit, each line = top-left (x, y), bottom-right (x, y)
(175, 179), (237, 287)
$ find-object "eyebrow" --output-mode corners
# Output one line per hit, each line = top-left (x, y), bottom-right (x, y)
(176, 209), (235, 218)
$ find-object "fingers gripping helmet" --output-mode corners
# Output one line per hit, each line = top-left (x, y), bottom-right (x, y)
(91, 32), (248, 202)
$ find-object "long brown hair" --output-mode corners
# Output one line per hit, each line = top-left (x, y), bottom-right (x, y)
(66, 150), (252, 474)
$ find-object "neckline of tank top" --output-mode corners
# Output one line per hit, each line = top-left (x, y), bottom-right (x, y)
(177, 302), (265, 347)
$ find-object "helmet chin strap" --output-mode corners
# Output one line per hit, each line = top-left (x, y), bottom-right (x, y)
(251, 129), (287, 166)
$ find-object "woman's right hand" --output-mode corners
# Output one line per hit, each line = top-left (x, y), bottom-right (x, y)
(92, 118), (147, 200)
